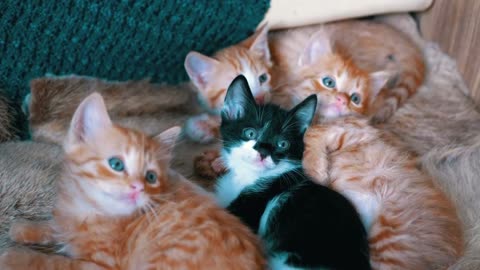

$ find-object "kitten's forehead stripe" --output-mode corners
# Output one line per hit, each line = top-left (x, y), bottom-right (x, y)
(240, 58), (257, 95)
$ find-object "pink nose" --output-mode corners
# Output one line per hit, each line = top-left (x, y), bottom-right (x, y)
(130, 182), (144, 192)
(335, 95), (348, 106)
(255, 95), (265, 104)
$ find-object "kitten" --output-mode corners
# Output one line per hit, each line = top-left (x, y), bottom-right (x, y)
(271, 33), (389, 122)
(216, 75), (371, 270)
(183, 25), (273, 143)
(270, 19), (425, 123)
(0, 93), (266, 270)
(302, 117), (463, 269)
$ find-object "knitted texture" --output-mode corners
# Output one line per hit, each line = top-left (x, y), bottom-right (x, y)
(0, 0), (270, 98)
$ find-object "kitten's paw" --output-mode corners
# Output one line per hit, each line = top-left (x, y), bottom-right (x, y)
(194, 150), (227, 180)
(371, 107), (393, 124)
(184, 114), (221, 144)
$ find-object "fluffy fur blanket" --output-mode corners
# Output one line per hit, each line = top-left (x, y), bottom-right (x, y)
(1, 14), (479, 269)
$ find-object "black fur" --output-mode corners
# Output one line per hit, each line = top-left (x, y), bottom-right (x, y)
(221, 75), (372, 270)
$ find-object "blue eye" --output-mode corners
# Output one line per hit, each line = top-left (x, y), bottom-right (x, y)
(276, 139), (290, 151)
(321, 76), (336, 88)
(350, 92), (361, 105)
(145, 171), (157, 184)
(259, 73), (268, 84)
(243, 128), (257, 140)
(108, 157), (124, 172)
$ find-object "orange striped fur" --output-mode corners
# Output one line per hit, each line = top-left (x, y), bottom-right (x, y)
(0, 93), (265, 270)
(303, 117), (463, 270)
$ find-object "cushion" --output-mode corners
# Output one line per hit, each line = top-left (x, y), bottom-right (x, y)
(263, 0), (433, 29)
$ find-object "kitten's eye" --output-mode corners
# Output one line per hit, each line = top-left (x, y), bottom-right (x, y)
(321, 76), (336, 89)
(350, 92), (362, 105)
(243, 128), (257, 140)
(276, 139), (290, 151)
(108, 157), (125, 172)
(258, 73), (268, 84)
(145, 171), (157, 184)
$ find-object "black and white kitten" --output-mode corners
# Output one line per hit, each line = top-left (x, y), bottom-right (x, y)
(215, 75), (371, 270)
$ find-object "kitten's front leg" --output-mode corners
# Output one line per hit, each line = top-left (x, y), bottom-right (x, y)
(183, 113), (221, 144)
(0, 248), (105, 270)
(9, 220), (56, 245)
(303, 126), (331, 185)
(228, 192), (272, 233)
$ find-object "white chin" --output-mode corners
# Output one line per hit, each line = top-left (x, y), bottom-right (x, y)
(321, 108), (343, 119)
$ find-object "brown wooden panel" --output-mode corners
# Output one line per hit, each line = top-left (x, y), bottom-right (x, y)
(419, 0), (480, 103)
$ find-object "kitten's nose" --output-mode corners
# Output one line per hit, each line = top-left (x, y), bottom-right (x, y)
(255, 94), (265, 104)
(335, 94), (348, 106)
(130, 182), (144, 192)
(254, 144), (270, 161)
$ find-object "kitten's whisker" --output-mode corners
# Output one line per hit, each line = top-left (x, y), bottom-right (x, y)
(146, 202), (159, 221)
(142, 205), (153, 224)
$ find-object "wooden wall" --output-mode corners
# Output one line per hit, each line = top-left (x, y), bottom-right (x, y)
(419, 0), (480, 104)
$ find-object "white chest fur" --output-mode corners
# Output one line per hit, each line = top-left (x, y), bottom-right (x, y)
(215, 170), (259, 208)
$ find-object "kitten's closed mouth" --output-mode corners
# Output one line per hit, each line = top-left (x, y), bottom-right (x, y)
(107, 191), (144, 205)
(252, 155), (275, 170)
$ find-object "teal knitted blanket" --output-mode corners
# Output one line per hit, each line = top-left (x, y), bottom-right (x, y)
(0, 0), (270, 98)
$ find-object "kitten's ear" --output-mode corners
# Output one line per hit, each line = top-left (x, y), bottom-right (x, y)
(184, 51), (220, 90)
(243, 24), (271, 63)
(222, 75), (256, 120)
(290, 94), (317, 132)
(155, 126), (181, 156)
(68, 92), (112, 143)
(299, 30), (332, 66)
(369, 71), (391, 98)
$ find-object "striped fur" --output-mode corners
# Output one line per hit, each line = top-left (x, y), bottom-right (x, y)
(0, 93), (265, 270)
(303, 117), (463, 270)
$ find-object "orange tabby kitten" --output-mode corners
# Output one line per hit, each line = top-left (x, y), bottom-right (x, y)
(303, 117), (463, 270)
(270, 19), (425, 123)
(0, 93), (265, 270)
(271, 32), (389, 121)
(183, 25), (273, 143)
